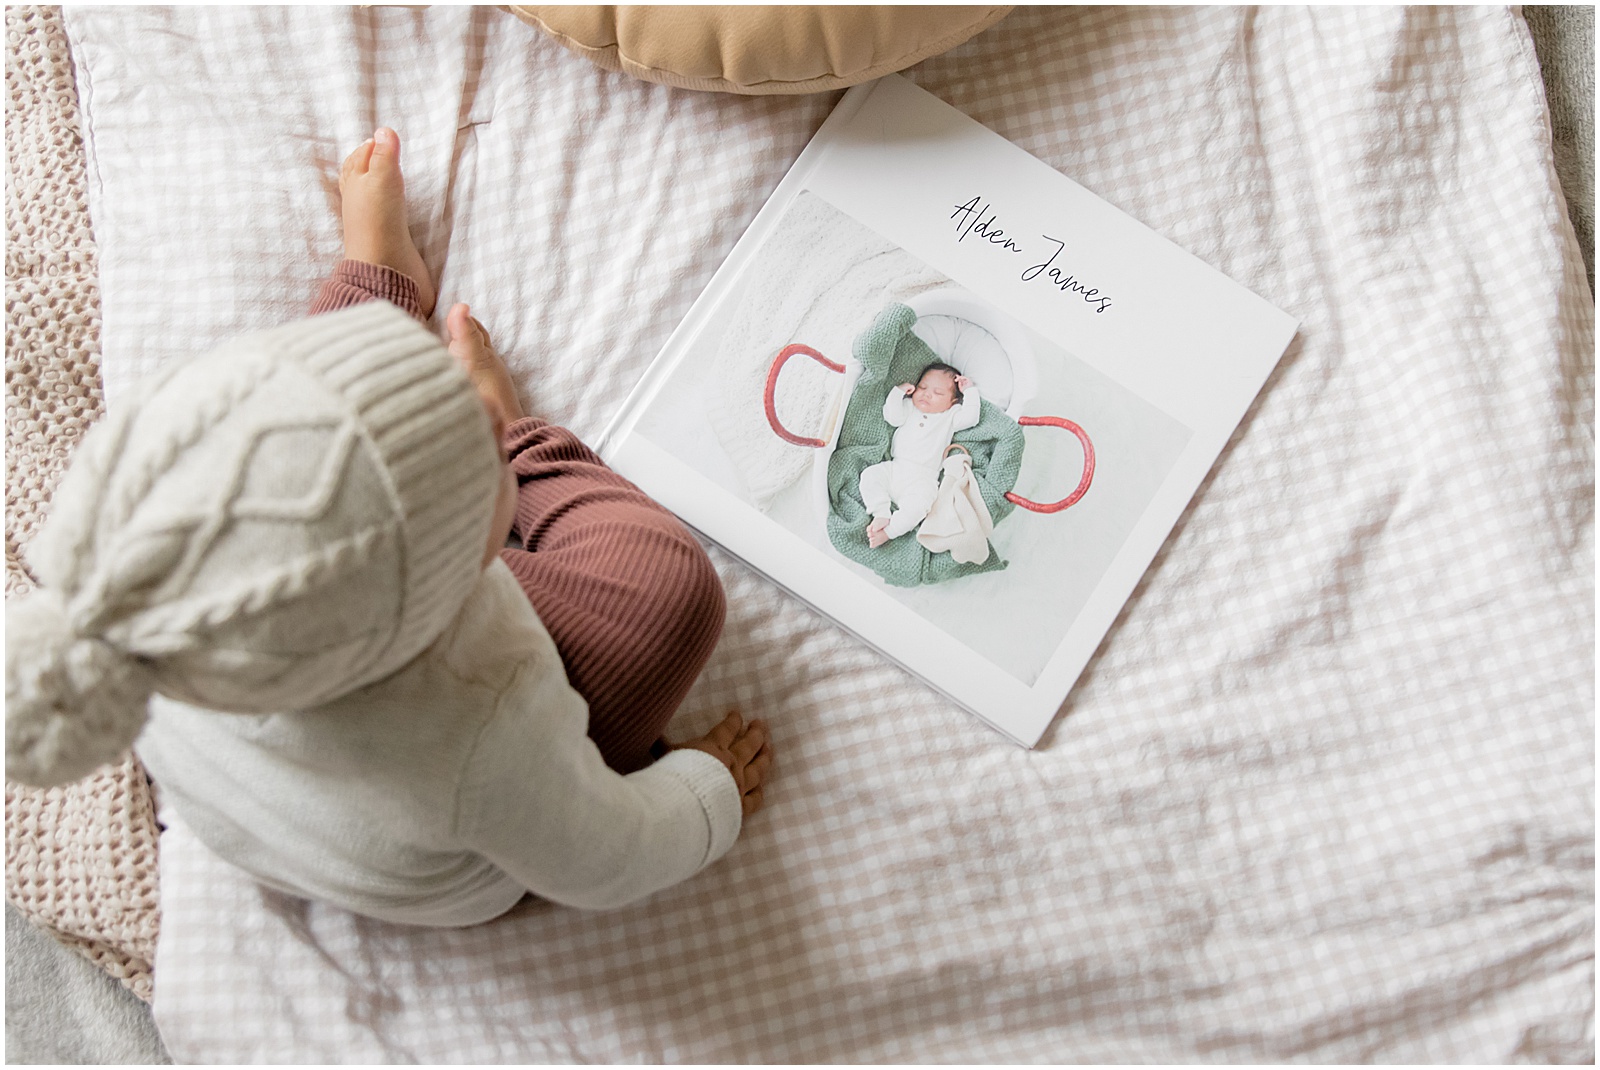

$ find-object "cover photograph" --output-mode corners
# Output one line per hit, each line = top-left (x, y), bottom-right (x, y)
(598, 74), (1299, 747)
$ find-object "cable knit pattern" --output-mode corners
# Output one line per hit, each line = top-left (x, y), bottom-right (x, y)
(97, 354), (279, 541)
(119, 523), (394, 650)
(4, 4), (159, 1000)
(4, 8), (501, 998)
(6, 300), (500, 767)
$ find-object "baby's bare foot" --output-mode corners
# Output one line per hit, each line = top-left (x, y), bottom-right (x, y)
(448, 303), (525, 427)
(867, 516), (890, 548)
(339, 128), (436, 316)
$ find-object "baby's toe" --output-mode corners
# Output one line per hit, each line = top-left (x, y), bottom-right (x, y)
(446, 305), (487, 362)
(367, 127), (402, 180)
(340, 137), (375, 185)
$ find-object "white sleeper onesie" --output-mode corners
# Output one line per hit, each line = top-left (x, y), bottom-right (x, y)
(860, 384), (982, 539)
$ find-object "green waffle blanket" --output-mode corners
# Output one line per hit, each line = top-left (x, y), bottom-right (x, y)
(825, 303), (1025, 587)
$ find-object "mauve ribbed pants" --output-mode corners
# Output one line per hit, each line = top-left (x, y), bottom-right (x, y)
(312, 261), (726, 774)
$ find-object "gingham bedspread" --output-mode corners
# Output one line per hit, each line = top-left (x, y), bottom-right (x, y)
(64, 6), (1593, 1061)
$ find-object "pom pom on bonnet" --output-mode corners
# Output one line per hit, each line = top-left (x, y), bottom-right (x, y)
(6, 302), (502, 787)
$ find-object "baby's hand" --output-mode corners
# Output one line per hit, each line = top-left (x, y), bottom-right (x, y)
(955, 374), (972, 392)
(671, 711), (773, 816)
(898, 383), (916, 396)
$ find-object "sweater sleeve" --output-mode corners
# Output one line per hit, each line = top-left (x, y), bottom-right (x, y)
(883, 388), (911, 426)
(455, 655), (743, 911)
(953, 386), (982, 432)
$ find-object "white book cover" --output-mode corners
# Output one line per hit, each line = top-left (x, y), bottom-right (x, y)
(597, 74), (1298, 748)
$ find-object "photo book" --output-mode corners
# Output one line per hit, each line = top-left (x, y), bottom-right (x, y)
(596, 74), (1298, 748)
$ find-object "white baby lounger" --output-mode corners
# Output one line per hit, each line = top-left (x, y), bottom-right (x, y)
(905, 288), (1036, 419)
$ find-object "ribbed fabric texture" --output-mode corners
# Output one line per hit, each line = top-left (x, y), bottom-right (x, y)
(499, 418), (726, 774)
(4, 298), (503, 790)
(274, 302), (501, 692)
(310, 259), (427, 321)
(310, 270), (726, 773)
(648, 749), (744, 865)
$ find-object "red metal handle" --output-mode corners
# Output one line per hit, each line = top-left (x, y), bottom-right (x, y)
(1004, 416), (1095, 513)
(764, 343), (846, 448)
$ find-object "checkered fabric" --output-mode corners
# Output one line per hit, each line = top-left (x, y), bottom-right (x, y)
(62, 5), (1593, 1061)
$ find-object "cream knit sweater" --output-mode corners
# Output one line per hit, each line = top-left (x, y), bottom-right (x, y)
(135, 559), (743, 925)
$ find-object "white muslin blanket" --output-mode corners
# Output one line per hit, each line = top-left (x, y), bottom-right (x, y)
(64, 6), (1593, 1062)
(708, 190), (946, 509)
(917, 449), (995, 564)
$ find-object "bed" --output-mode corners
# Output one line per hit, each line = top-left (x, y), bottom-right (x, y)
(9, 5), (1594, 1061)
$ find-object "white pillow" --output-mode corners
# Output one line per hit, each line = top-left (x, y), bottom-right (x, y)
(909, 314), (1015, 412)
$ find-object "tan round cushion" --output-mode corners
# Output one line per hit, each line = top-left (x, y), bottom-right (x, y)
(507, 5), (1013, 95)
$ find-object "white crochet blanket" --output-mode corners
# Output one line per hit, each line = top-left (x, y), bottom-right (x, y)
(706, 190), (946, 509)
(65, 6), (1594, 1061)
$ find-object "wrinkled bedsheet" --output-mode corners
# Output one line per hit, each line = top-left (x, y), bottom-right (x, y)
(64, 6), (1593, 1061)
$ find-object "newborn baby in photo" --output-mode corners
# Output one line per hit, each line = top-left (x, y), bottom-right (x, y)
(860, 362), (981, 548)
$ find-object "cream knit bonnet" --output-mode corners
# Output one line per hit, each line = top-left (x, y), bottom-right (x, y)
(6, 302), (502, 787)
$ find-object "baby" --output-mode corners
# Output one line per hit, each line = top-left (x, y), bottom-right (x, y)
(860, 362), (981, 548)
(5, 128), (771, 924)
